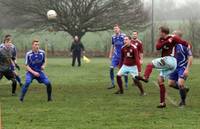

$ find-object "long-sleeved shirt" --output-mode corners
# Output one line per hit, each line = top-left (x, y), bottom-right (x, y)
(156, 35), (188, 57)
(0, 47), (12, 72)
(70, 41), (85, 53)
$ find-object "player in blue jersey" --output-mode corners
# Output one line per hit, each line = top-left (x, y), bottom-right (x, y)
(108, 24), (128, 89)
(0, 35), (23, 87)
(168, 30), (193, 107)
(20, 39), (52, 102)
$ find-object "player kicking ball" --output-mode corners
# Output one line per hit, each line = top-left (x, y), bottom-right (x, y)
(115, 36), (141, 94)
(136, 26), (190, 108)
(20, 39), (52, 102)
(168, 30), (193, 107)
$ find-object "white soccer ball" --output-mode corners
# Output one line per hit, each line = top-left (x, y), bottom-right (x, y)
(47, 10), (57, 20)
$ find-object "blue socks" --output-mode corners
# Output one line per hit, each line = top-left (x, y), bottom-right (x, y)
(110, 68), (115, 86)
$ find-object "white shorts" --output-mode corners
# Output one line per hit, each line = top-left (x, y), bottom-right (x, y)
(152, 56), (177, 78)
(117, 65), (139, 79)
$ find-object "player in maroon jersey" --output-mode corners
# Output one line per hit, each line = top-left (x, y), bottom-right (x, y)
(136, 26), (189, 108)
(131, 31), (146, 96)
(115, 36), (141, 94)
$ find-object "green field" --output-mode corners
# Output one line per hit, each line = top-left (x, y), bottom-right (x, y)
(0, 58), (200, 129)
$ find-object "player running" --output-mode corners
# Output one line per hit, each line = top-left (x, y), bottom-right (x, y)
(115, 36), (140, 94)
(168, 30), (193, 107)
(108, 24), (128, 89)
(136, 26), (189, 108)
(20, 39), (52, 102)
(0, 34), (23, 87)
(131, 31), (146, 95)
(0, 37), (17, 95)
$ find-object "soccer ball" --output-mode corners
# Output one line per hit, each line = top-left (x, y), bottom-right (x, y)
(47, 10), (57, 20)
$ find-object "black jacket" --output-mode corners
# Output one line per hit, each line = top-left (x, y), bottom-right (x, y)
(70, 41), (85, 53)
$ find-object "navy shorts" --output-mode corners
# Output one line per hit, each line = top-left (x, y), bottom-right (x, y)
(169, 67), (187, 81)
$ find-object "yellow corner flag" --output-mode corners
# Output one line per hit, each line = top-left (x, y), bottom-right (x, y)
(83, 56), (91, 63)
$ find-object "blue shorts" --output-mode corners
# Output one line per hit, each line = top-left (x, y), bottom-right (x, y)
(10, 65), (14, 71)
(117, 65), (139, 78)
(169, 67), (187, 81)
(25, 71), (50, 85)
(110, 56), (120, 68)
(152, 56), (177, 78)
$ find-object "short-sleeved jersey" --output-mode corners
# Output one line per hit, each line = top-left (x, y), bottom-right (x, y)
(156, 35), (188, 57)
(120, 44), (140, 70)
(175, 44), (192, 68)
(0, 43), (17, 61)
(131, 39), (143, 59)
(111, 33), (126, 58)
(0, 46), (12, 71)
(25, 49), (45, 72)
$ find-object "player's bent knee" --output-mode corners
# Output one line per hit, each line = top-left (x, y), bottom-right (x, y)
(43, 79), (51, 86)
(157, 77), (164, 85)
(168, 80), (175, 87)
(179, 85), (184, 89)
(133, 79), (139, 85)
(24, 80), (32, 87)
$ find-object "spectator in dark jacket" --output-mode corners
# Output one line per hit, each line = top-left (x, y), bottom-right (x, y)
(70, 36), (85, 67)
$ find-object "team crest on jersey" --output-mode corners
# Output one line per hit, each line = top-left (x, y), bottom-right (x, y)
(127, 52), (131, 57)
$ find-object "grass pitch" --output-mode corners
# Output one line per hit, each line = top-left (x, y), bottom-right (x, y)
(0, 58), (200, 129)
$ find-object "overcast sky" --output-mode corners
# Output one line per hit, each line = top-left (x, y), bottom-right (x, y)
(143, 0), (199, 7)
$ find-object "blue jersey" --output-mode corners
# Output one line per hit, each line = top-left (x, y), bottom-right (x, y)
(175, 44), (192, 68)
(111, 33), (125, 58)
(25, 49), (45, 72)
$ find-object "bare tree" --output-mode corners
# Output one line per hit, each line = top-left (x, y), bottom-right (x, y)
(0, 0), (149, 39)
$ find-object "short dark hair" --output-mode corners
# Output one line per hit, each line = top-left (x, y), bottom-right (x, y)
(114, 24), (120, 28)
(3, 34), (12, 43)
(133, 31), (138, 34)
(159, 26), (170, 34)
(125, 35), (132, 40)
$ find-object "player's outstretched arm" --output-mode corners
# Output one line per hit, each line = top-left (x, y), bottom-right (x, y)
(172, 35), (188, 47)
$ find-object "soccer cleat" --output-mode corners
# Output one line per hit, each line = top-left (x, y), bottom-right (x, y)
(48, 98), (52, 102)
(157, 103), (166, 108)
(19, 83), (23, 87)
(185, 88), (190, 93)
(135, 76), (149, 83)
(114, 90), (123, 94)
(12, 93), (17, 96)
(107, 85), (115, 89)
(19, 97), (24, 102)
(140, 92), (147, 96)
(179, 101), (186, 108)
